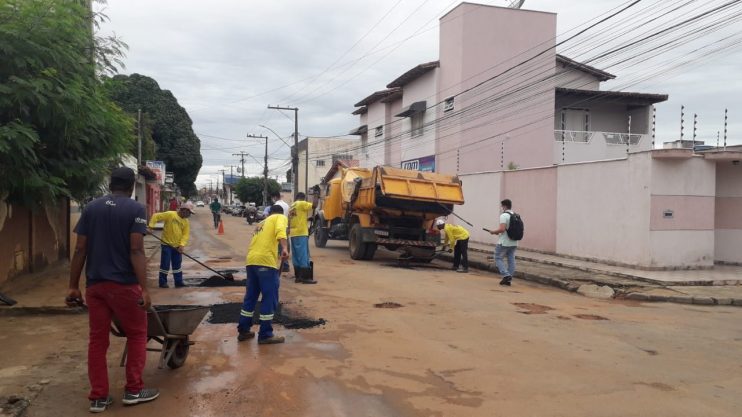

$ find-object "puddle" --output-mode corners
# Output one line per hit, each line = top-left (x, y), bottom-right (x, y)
(512, 303), (554, 314)
(374, 302), (404, 309)
(207, 302), (326, 329)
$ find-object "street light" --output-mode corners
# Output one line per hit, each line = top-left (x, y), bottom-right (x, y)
(259, 124), (293, 148)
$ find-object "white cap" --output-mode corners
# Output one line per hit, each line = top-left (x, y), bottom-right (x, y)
(435, 219), (445, 227)
(181, 202), (195, 213)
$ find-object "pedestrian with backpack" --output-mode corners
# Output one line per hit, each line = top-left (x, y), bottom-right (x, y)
(488, 199), (523, 286)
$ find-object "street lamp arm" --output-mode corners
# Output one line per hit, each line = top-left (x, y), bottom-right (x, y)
(259, 124), (293, 149)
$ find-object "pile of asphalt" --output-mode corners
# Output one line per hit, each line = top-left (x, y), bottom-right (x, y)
(207, 302), (326, 329)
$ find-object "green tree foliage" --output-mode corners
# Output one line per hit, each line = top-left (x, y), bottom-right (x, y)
(103, 74), (202, 196)
(0, 0), (132, 206)
(234, 177), (281, 205)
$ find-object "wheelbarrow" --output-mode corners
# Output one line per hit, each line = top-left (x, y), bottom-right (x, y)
(111, 304), (210, 369)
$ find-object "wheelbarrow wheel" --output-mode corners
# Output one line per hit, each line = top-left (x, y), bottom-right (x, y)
(166, 337), (190, 369)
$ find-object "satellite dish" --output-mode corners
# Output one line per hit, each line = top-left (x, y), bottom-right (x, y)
(508, 0), (525, 8)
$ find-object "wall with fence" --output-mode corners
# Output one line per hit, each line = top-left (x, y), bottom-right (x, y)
(456, 152), (722, 268)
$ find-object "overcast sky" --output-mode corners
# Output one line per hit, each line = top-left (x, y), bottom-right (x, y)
(98, 0), (742, 187)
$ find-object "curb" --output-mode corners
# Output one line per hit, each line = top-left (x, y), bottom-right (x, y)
(439, 253), (742, 307)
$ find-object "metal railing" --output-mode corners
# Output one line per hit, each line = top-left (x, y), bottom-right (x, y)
(554, 130), (593, 143)
(554, 130), (645, 146)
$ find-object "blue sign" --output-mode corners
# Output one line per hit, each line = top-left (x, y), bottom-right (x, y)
(401, 155), (435, 172)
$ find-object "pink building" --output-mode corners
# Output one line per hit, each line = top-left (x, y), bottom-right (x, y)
(349, 2), (667, 173)
(347, 2), (742, 268)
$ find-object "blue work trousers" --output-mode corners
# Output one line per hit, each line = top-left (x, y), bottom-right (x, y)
(495, 244), (517, 278)
(159, 245), (183, 287)
(238, 266), (280, 340)
(291, 236), (310, 269)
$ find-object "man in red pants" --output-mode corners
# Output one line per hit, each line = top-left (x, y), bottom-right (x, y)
(66, 167), (159, 413)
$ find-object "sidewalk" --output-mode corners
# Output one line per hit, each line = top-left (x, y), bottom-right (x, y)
(439, 242), (742, 307)
(0, 235), (161, 313)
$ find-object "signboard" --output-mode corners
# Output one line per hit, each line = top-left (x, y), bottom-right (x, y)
(146, 160), (166, 185)
(401, 155), (435, 172)
(165, 172), (174, 185)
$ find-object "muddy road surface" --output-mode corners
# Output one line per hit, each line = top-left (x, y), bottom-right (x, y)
(4, 207), (741, 417)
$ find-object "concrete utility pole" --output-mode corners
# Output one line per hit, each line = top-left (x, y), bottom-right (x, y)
(268, 105), (299, 194)
(137, 109), (142, 165)
(225, 165), (237, 204)
(218, 169), (227, 200)
(232, 151), (249, 178)
(247, 133), (270, 206)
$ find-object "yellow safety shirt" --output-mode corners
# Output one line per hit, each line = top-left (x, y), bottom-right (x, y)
(246, 214), (288, 268)
(149, 211), (190, 248)
(289, 200), (313, 237)
(444, 224), (470, 248)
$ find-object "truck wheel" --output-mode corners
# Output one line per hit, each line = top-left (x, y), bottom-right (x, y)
(314, 223), (328, 248)
(349, 224), (367, 260)
(363, 243), (377, 260)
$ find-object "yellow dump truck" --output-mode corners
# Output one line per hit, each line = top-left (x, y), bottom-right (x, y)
(312, 162), (465, 262)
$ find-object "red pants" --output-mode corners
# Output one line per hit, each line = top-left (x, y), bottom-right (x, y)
(86, 282), (147, 399)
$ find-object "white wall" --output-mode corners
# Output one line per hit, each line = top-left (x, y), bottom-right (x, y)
(555, 66), (600, 90)
(365, 102), (386, 166)
(556, 153), (653, 266)
(456, 171), (503, 244)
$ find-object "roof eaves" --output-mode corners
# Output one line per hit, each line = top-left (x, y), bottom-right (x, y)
(556, 54), (616, 81)
(386, 61), (440, 88)
(354, 88), (402, 107)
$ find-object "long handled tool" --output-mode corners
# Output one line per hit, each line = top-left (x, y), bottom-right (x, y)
(149, 233), (235, 281)
(436, 203), (475, 228)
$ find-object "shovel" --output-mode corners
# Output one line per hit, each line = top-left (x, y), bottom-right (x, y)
(149, 233), (235, 281)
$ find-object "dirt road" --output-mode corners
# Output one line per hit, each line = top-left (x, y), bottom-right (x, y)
(5, 208), (741, 416)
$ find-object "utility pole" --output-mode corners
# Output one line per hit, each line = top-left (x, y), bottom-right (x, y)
(218, 169), (227, 201)
(724, 108), (728, 150)
(232, 151), (249, 178)
(225, 165), (237, 204)
(268, 105), (299, 194)
(137, 109), (142, 165)
(680, 105), (685, 142)
(247, 133), (269, 206)
(692, 113), (698, 151)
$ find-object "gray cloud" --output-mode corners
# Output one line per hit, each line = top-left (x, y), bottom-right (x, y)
(100, 0), (742, 186)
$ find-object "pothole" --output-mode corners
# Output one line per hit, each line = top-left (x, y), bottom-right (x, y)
(573, 314), (609, 321)
(512, 303), (554, 314)
(374, 302), (404, 309)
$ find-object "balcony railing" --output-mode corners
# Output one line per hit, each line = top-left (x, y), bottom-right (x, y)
(554, 130), (645, 146)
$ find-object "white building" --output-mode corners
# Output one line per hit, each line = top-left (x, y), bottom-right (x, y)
(292, 136), (361, 194)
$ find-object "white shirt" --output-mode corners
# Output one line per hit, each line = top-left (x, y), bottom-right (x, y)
(498, 211), (518, 247)
(275, 200), (290, 216)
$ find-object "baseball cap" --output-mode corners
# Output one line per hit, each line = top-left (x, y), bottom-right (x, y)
(180, 202), (195, 213)
(111, 167), (135, 181)
(435, 219), (445, 227)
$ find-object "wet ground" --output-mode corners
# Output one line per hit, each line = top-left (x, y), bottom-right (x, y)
(1, 208), (741, 416)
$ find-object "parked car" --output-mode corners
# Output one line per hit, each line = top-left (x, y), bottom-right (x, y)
(196, 201), (205, 207)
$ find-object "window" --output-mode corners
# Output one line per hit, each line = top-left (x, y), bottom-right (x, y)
(332, 154), (352, 164)
(375, 125), (383, 137)
(411, 113), (424, 137)
(444, 97), (455, 112)
(316, 160), (325, 167)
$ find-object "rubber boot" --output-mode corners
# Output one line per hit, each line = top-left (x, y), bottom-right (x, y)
(299, 262), (317, 285)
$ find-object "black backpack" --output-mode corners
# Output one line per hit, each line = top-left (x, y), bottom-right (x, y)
(505, 211), (524, 241)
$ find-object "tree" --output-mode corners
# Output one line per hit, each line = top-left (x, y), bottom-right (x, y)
(234, 177), (281, 205)
(102, 74), (202, 197)
(0, 0), (132, 205)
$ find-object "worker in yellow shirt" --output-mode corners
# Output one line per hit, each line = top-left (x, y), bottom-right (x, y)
(238, 205), (289, 345)
(149, 204), (193, 288)
(436, 219), (470, 273)
(289, 191), (318, 284)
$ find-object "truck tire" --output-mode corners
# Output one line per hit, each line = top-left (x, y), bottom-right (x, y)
(349, 224), (367, 260)
(363, 243), (377, 260)
(314, 222), (328, 248)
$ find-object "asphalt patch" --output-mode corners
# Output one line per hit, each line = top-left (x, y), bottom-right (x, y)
(374, 302), (404, 308)
(573, 314), (609, 321)
(182, 277), (247, 287)
(512, 302), (554, 315)
(207, 302), (326, 329)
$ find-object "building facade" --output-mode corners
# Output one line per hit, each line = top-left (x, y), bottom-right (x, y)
(292, 136), (361, 194)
